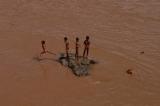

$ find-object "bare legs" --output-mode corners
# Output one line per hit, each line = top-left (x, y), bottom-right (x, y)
(83, 48), (89, 58)
(75, 50), (79, 62)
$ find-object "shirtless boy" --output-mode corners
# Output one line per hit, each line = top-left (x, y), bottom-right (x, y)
(75, 37), (80, 62)
(64, 37), (69, 59)
(83, 36), (90, 58)
(40, 40), (47, 56)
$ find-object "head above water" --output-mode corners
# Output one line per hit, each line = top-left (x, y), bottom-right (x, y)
(86, 36), (89, 40)
(64, 37), (68, 42)
(41, 40), (45, 44)
(76, 37), (79, 42)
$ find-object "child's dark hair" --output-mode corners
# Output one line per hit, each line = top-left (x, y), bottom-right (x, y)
(86, 36), (89, 40)
(76, 37), (79, 42)
(64, 37), (68, 41)
(41, 40), (45, 44)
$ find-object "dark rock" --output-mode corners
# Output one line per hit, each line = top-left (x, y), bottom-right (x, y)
(58, 53), (96, 76)
(90, 60), (98, 64)
(61, 59), (68, 66)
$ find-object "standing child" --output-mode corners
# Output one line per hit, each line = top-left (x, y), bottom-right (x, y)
(40, 40), (47, 56)
(75, 37), (80, 62)
(64, 37), (69, 59)
(83, 36), (90, 58)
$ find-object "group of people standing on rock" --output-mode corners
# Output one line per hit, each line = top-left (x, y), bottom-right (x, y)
(64, 36), (90, 62)
(40, 36), (90, 62)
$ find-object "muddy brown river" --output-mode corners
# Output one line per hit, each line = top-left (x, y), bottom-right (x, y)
(0, 0), (160, 106)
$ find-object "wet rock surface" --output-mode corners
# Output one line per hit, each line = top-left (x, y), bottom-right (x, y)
(58, 53), (97, 76)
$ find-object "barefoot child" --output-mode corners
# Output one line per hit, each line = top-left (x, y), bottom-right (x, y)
(64, 37), (69, 59)
(83, 36), (90, 58)
(75, 37), (80, 62)
(40, 40), (47, 56)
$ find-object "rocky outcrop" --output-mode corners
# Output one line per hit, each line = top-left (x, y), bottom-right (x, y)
(58, 53), (97, 76)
